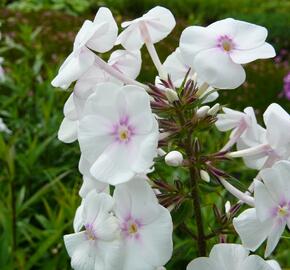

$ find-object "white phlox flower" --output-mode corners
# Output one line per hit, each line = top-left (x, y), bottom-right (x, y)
(180, 18), (275, 89)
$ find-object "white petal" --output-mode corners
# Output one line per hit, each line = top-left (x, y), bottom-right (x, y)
(108, 50), (142, 79)
(86, 7), (118, 52)
(63, 93), (78, 120)
(230, 43), (275, 64)
(79, 175), (108, 198)
(208, 18), (268, 50)
(63, 231), (87, 258)
(116, 24), (144, 50)
(51, 48), (95, 89)
(265, 220), (286, 257)
(209, 243), (249, 270)
(73, 201), (84, 232)
(138, 205), (173, 267)
(254, 180), (277, 222)
(187, 257), (213, 270)
(193, 48), (246, 89)
(263, 103), (290, 153)
(241, 255), (273, 270)
(57, 117), (78, 143)
(233, 208), (272, 251)
(82, 191), (115, 228)
(179, 26), (216, 67)
(259, 161), (290, 205)
(266, 260), (282, 270)
(215, 107), (245, 132)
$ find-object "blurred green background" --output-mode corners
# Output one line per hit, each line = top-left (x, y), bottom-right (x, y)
(0, 0), (289, 269)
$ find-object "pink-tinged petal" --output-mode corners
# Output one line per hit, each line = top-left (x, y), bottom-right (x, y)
(179, 26), (216, 67)
(186, 257), (213, 270)
(193, 48), (246, 89)
(116, 24), (144, 50)
(51, 47), (95, 89)
(109, 50), (142, 80)
(208, 18), (268, 50)
(266, 260), (282, 270)
(230, 43), (275, 64)
(265, 220), (286, 257)
(209, 244), (249, 270)
(260, 161), (290, 205)
(87, 7), (118, 53)
(57, 118), (78, 143)
(254, 180), (277, 222)
(215, 107), (245, 131)
(233, 208), (273, 251)
(241, 255), (273, 270)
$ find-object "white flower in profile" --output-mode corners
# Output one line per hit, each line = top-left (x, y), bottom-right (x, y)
(187, 243), (274, 270)
(64, 191), (121, 270)
(57, 49), (141, 143)
(234, 103), (290, 169)
(113, 177), (173, 270)
(78, 82), (159, 185)
(51, 7), (118, 89)
(233, 160), (290, 257)
(180, 18), (276, 89)
(116, 6), (176, 50)
(161, 48), (219, 103)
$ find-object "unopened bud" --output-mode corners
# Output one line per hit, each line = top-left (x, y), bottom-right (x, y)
(208, 103), (220, 116)
(157, 148), (167, 156)
(225, 201), (231, 217)
(165, 151), (183, 167)
(200, 169), (210, 183)
(165, 88), (179, 103)
(196, 106), (210, 118)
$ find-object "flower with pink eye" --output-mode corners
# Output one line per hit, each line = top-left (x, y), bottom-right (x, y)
(78, 82), (159, 185)
(180, 18), (276, 89)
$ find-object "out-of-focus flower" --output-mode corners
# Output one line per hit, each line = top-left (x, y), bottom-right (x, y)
(165, 151), (183, 167)
(58, 49), (141, 144)
(116, 6), (175, 50)
(78, 82), (159, 185)
(0, 118), (11, 134)
(187, 243), (274, 270)
(180, 18), (275, 89)
(0, 57), (5, 81)
(51, 7), (118, 89)
(233, 160), (290, 257)
(113, 177), (173, 270)
(282, 72), (290, 100)
(64, 191), (121, 270)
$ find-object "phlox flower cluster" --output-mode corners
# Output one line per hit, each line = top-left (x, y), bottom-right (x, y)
(51, 5), (286, 270)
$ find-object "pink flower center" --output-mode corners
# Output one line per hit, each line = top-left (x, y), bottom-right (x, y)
(85, 223), (97, 240)
(112, 116), (135, 144)
(272, 201), (290, 221)
(121, 217), (142, 239)
(217, 35), (235, 52)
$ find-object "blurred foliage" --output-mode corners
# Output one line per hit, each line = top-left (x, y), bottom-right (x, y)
(0, 0), (289, 269)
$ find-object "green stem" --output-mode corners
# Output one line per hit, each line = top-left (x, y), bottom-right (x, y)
(175, 105), (207, 256)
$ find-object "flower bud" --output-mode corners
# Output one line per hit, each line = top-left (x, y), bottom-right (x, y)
(165, 151), (183, 167)
(157, 148), (167, 156)
(164, 88), (179, 103)
(208, 103), (220, 116)
(196, 106), (210, 118)
(225, 201), (231, 217)
(200, 169), (210, 183)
